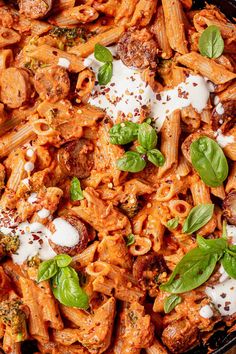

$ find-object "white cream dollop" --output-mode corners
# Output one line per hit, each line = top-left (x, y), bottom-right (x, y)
(50, 217), (79, 247)
(199, 305), (214, 319)
(37, 208), (50, 219)
(27, 193), (38, 204)
(86, 48), (211, 130)
(215, 129), (234, 148)
(24, 161), (34, 172)
(58, 57), (70, 69)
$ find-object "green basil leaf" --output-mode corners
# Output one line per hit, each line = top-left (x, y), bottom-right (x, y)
(98, 62), (113, 85)
(182, 204), (214, 234)
(147, 149), (165, 167)
(136, 145), (147, 154)
(167, 217), (179, 230)
(160, 247), (218, 293)
(38, 260), (58, 282)
(116, 151), (146, 173)
(164, 294), (182, 313)
(54, 254), (72, 268)
(94, 43), (113, 62)
(52, 267), (89, 309)
(226, 246), (236, 257)
(70, 177), (84, 201)
(199, 25), (224, 59)
(221, 252), (236, 279)
(197, 235), (227, 256)
(190, 137), (228, 187)
(138, 122), (157, 150)
(109, 122), (139, 145)
(126, 234), (135, 246)
(145, 117), (152, 124)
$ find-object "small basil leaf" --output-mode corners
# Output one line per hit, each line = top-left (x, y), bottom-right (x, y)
(52, 267), (89, 309)
(126, 234), (135, 246)
(136, 145), (147, 154)
(190, 137), (228, 187)
(145, 117), (152, 124)
(109, 122), (139, 145)
(222, 220), (227, 240)
(98, 62), (113, 85)
(182, 204), (214, 234)
(164, 294), (182, 314)
(94, 43), (113, 62)
(138, 122), (157, 150)
(147, 149), (165, 167)
(38, 260), (58, 282)
(70, 177), (84, 201)
(226, 246), (236, 257)
(116, 151), (146, 173)
(166, 217), (179, 230)
(221, 252), (236, 279)
(197, 235), (227, 256)
(199, 25), (224, 59)
(54, 254), (72, 268)
(160, 247), (218, 293)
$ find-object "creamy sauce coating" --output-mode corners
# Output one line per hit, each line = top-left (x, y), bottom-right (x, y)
(87, 48), (211, 130)
(50, 217), (79, 247)
(215, 129), (234, 148)
(58, 57), (70, 68)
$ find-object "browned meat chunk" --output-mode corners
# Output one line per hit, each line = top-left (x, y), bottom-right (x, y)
(0, 28), (21, 48)
(117, 27), (158, 69)
(34, 66), (70, 103)
(162, 319), (199, 353)
(223, 190), (236, 225)
(211, 100), (236, 131)
(49, 214), (89, 256)
(19, 0), (53, 19)
(0, 68), (32, 108)
(57, 138), (94, 179)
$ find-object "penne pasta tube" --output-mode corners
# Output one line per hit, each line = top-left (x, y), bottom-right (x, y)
(69, 26), (124, 57)
(76, 69), (95, 103)
(0, 49), (13, 69)
(226, 162), (236, 193)
(162, 0), (188, 54)
(146, 338), (168, 354)
(177, 52), (236, 84)
(28, 45), (85, 73)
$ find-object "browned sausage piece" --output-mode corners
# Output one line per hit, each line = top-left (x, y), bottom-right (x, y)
(162, 319), (199, 353)
(223, 191), (236, 225)
(49, 214), (89, 256)
(58, 138), (94, 179)
(133, 253), (167, 290)
(0, 28), (21, 48)
(34, 66), (70, 103)
(211, 100), (236, 131)
(19, 0), (53, 19)
(0, 68), (32, 108)
(117, 27), (158, 69)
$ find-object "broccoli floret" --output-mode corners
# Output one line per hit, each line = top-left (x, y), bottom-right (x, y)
(0, 299), (27, 340)
(119, 195), (140, 218)
(50, 26), (87, 40)
(0, 232), (20, 257)
(27, 255), (40, 268)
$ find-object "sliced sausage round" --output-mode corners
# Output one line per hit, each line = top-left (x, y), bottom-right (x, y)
(34, 66), (70, 103)
(211, 100), (236, 131)
(117, 27), (158, 69)
(49, 214), (89, 256)
(0, 68), (32, 108)
(19, 0), (53, 19)
(58, 138), (94, 179)
(223, 191), (236, 225)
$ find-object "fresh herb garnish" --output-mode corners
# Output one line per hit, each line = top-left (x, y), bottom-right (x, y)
(182, 204), (214, 234)
(126, 234), (135, 246)
(199, 25), (224, 59)
(70, 177), (84, 201)
(94, 44), (113, 85)
(112, 121), (165, 173)
(164, 294), (182, 313)
(38, 255), (89, 309)
(190, 136), (228, 187)
(160, 225), (236, 293)
(166, 217), (179, 230)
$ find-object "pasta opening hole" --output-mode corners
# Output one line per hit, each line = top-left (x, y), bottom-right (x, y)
(175, 204), (186, 213)
(1, 31), (10, 39)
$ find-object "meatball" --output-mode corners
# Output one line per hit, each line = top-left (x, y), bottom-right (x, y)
(117, 28), (158, 69)
(162, 319), (199, 353)
(49, 214), (89, 256)
(223, 191), (236, 225)
(58, 138), (94, 179)
(34, 66), (70, 103)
